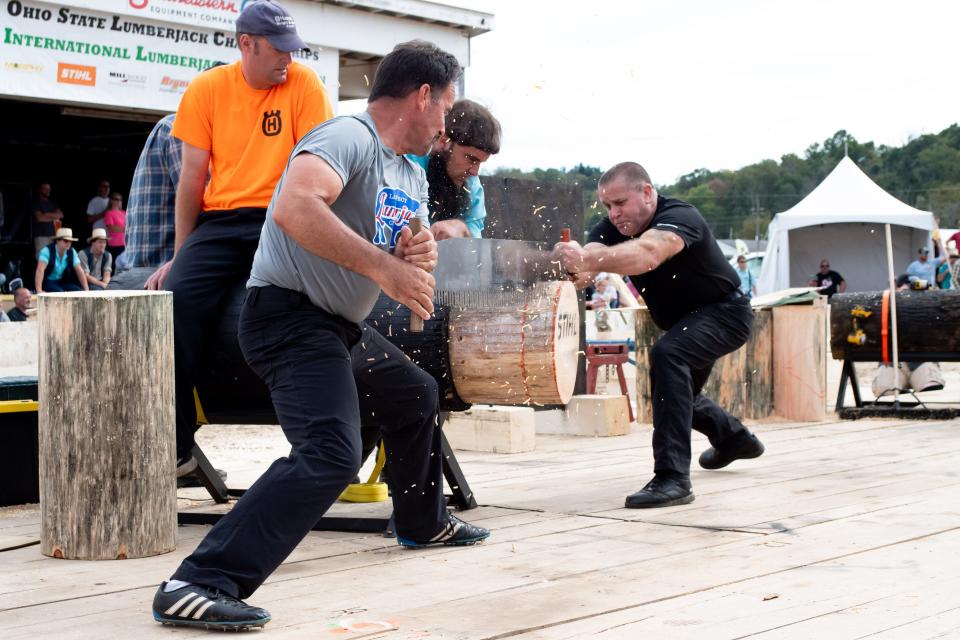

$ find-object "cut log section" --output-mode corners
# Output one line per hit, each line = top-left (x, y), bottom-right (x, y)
(38, 291), (176, 560)
(110, 270), (582, 413)
(447, 281), (580, 405)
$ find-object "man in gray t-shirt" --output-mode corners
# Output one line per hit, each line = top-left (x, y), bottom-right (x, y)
(248, 110), (432, 322)
(160, 41), (489, 630)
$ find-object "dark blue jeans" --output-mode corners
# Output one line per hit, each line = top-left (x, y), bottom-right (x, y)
(42, 280), (83, 292)
(173, 285), (446, 599)
(649, 293), (754, 475)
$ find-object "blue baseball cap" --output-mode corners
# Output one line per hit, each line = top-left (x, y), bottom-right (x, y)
(236, 1), (309, 53)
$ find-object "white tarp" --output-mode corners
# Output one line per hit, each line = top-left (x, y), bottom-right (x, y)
(0, 0), (340, 112)
(757, 157), (933, 294)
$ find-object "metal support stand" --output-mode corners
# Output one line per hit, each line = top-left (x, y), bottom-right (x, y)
(178, 415), (477, 534)
(835, 357), (863, 410)
(439, 413), (477, 510)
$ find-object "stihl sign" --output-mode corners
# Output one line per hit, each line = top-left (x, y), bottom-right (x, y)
(57, 63), (96, 86)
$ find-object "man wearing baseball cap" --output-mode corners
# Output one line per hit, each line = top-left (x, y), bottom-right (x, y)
(146, 1), (334, 484)
(906, 246), (942, 288)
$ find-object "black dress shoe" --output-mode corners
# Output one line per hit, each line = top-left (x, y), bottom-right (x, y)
(699, 432), (765, 470)
(625, 475), (694, 509)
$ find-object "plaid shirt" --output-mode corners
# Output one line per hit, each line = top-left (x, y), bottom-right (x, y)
(126, 114), (181, 267)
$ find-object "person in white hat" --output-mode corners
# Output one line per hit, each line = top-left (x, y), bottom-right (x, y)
(35, 227), (88, 293)
(80, 228), (113, 290)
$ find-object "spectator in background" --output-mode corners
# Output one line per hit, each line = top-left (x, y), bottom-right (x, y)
(590, 273), (619, 309)
(947, 229), (960, 252)
(937, 253), (952, 289)
(734, 255), (757, 298)
(80, 228), (113, 290)
(808, 259), (846, 298)
(906, 247), (943, 289)
(6, 287), (31, 321)
(86, 179), (111, 233)
(948, 243), (960, 290)
(127, 114), (182, 268)
(408, 99), (501, 239)
(103, 192), (127, 263)
(590, 273), (619, 333)
(35, 228), (88, 293)
(32, 183), (64, 255)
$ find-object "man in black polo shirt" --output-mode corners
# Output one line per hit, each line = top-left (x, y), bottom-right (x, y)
(552, 162), (765, 508)
(807, 259), (845, 298)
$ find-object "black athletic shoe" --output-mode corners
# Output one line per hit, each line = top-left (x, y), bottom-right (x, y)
(152, 582), (270, 631)
(625, 475), (695, 509)
(176, 456), (198, 478)
(396, 514), (490, 549)
(177, 467), (229, 488)
(699, 432), (765, 470)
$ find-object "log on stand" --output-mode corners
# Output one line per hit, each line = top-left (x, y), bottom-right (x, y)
(830, 290), (960, 360)
(38, 290), (176, 560)
(109, 272), (582, 413)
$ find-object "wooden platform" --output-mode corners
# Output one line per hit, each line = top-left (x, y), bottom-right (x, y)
(2, 418), (960, 639)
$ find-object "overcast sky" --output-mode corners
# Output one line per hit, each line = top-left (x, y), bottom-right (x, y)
(458, 0), (960, 185)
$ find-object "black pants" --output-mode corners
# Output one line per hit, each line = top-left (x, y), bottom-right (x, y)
(107, 245), (124, 264)
(650, 293), (754, 475)
(164, 209), (266, 459)
(172, 285), (446, 599)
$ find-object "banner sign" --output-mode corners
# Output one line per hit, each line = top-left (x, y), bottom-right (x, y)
(0, 0), (339, 113)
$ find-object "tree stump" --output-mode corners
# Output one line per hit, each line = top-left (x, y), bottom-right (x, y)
(38, 291), (176, 560)
(634, 307), (773, 422)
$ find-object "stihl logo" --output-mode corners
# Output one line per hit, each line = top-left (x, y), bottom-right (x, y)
(57, 63), (96, 86)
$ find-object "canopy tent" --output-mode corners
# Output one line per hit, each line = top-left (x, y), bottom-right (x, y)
(757, 157), (934, 294)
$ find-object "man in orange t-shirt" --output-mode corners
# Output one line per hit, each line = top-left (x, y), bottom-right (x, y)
(146, 0), (334, 476)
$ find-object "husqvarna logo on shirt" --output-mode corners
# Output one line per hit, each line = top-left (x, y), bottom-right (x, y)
(373, 187), (421, 249)
(262, 110), (281, 136)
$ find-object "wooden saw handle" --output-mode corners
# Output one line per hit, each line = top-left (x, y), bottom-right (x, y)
(408, 218), (425, 332)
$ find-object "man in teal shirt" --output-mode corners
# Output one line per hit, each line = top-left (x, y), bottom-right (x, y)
(35, 228), (89, 293)
(408, 99), (500, 239)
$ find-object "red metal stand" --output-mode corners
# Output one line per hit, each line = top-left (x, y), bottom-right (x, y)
(585, 342), (634, 422)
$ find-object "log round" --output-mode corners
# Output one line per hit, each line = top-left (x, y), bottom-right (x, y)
(109, 270), (579, 415)
(38, 291), (176, 560)
(365, 297), (470, 412)
(447, 280), (580, 405)
(830, 290), (960, 360)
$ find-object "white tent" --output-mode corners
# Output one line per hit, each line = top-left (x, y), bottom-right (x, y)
(757, 157), (934, 294)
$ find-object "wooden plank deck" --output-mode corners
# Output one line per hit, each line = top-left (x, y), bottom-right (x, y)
(1, 417), (959, 639)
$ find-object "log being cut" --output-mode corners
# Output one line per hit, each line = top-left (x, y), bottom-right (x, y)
(110, 238), (581, 422)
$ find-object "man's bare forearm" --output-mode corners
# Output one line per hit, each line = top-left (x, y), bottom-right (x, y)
(35, 264), (45, 292)
(584, 231), (682, 275)
(173, 175), (204, 254)
(583, 240), (655, 275)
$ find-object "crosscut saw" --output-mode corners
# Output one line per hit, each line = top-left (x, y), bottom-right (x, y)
(432, 238), (567, 307)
